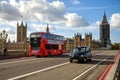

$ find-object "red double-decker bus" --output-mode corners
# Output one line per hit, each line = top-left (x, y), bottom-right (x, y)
(29, 32), (65, 57)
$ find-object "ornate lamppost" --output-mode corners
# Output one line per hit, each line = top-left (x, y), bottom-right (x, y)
(0, 30), (8, 56)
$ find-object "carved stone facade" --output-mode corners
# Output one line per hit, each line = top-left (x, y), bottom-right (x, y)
(17, 22), (27, 42)
(6, 41), (30, 56)
(6, 22), (30, 56)
(66, 38), (74, 52)
(74, 33), (92, 48)
(66, 33), (100, 52)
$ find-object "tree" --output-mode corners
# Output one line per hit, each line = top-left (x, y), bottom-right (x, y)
(112, 43), (119, 50)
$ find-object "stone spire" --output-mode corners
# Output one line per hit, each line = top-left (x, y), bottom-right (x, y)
(46, 23), (49, 33)
(17, 22), (19, 27)
(102, 10), (108, 24)
(21, 21), (24, 26)
(26, 22), (27, 27)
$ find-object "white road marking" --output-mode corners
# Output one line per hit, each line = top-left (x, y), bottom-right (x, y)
(0, 58), (43, 65)
(7, 62), (70, 80)
(3, 51), (109, 80)
(0, 52), (102, 66)
(73, 56), (111, 80)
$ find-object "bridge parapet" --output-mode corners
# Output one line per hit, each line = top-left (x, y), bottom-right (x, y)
(113, 58), (120, 80)
(103, 51), (120, 80)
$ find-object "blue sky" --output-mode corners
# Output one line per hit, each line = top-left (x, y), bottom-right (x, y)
(64, 0), (120, 22)
(0, 0), (120, 43)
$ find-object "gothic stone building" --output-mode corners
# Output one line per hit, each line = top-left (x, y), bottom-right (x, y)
(100, 11), (111, 47)
(74, 33), (92, 48)
(66, 33), (100, 52)
(17, 22), (27, 42)
(6, 22), (30, 56)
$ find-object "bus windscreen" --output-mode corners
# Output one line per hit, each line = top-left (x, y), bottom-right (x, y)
(30, 33), (41, 50)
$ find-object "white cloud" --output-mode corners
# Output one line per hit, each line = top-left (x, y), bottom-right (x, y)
(32, 24), (46, 31)
(96, 21), (101, 26)
(71, 0), (80, 5)
(32, 23), (56, 32)
(65, 13), (89, 27)
(110, 13), (120, 29)
(0, 20), (17, 30)
(0, 28), (16, 42)
(0, 0), (91, 41)
(25, 0), (66, 23)
(0, 0), (89, 27)
(7, 34), (16, 42)
(0, 0), (66, 23)
(7, 29), (15, 34)
(0, 0), (21, 20)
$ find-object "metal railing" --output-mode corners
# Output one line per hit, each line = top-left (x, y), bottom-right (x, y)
(113, 58), (120, 80)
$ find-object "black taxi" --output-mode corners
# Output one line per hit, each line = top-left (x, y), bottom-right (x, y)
(69, 46), (92, 63)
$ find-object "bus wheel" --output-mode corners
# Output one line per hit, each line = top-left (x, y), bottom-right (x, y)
(48, 52), (51, 57)
(36, 55), (40, 58)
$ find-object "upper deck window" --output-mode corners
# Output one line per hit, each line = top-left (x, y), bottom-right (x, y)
(42, 33), (65, 41)
(30, 33), (40, 38)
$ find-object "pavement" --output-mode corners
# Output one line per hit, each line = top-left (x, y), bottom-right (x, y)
(0, 55), (29, 60)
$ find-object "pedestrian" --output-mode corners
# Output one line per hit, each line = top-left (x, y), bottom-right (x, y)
(3, 48), (8, 56)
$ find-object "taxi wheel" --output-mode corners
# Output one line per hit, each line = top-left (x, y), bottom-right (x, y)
(70, 58), (73, 63)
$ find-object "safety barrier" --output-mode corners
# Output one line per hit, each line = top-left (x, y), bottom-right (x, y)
(99, 51), (120, 80)
(113, 58), (120, 80)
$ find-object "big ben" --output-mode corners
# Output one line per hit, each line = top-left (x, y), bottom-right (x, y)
(100, 11), (111, 47)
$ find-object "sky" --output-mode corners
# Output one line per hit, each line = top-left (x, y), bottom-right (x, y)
(0, 0), (120, 43)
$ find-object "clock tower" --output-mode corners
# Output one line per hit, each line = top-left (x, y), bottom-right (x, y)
(100, 11), (111, 47)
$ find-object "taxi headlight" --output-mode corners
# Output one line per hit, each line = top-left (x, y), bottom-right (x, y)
(81, 55), (84, 57)
(70, 54), (74, 57)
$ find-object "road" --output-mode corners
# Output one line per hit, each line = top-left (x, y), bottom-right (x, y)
(0, 50), (119, 80)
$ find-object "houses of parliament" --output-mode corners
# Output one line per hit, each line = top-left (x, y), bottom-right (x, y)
(0, 11), (111, 55)
(66, 12), (111, 52)
(6, 22), (30, 56)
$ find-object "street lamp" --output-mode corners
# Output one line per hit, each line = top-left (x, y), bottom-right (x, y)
(1, 30), (8, 39)
(0, 30), (8, 56)
(0, 30), (7, 39)
(0, 33), (2, 38)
